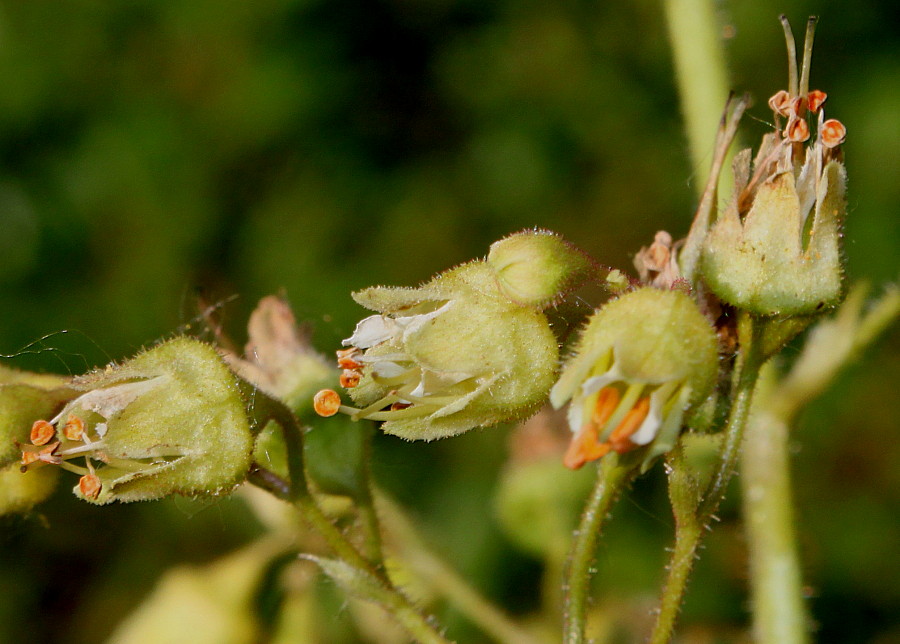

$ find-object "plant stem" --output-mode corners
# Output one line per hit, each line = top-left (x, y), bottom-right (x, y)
(663, 0), (733, 199)
(649, 318), (763, 643)
(563, 457), (636, 644)
(377, 493), (546, 644)
(246, 389), (451, 644)
(741, 375), (809, 644)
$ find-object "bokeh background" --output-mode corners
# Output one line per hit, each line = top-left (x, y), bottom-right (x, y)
(0, 0), (897, 642)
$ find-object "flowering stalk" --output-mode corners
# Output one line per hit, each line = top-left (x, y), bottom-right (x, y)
(562, 456), (637, 644)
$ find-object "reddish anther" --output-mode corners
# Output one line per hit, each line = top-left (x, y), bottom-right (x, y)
(807, 89), (827, 113)
(340, 369), (361, 389)
(336, 348), (363, 370)
(63, 416), (85, 441)
(820, 118), (846, 148)
(313, 389), (342, 417)
(768, 90), (792, 116)
(786, 117), (810, 143)
(30, 419), (55, 446)
(79, 474), (102, 499)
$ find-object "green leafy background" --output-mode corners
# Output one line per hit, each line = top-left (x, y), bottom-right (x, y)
(0, 0), (897, 642)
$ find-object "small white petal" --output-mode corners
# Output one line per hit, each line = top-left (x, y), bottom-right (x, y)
(343, 315), (400, 348)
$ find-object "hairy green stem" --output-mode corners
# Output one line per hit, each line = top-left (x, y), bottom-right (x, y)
(247, 389), (451, 644)
(650, 318), (763, 644)
(742, 386), (809, 644)
(563, 457), (636, 644)
(663, 0), (733, 198)
(377, 493), (546, 644)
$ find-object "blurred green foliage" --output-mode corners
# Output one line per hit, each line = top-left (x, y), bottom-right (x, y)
(0, 1), (897, 642)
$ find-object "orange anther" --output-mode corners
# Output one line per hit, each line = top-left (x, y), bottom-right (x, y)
(591, 386), (621, 429)
(609, 396), (651, 454)
(768, 90), (792, 117)
(21, 450), (39, 466)
(30, 419), (55, 446)
(38, 441), (62, 465)
(79, 474), (102, 499)
(563, 425), (611, 470)
(313, 389), (342, 417)
(340, 369), (361, 389)
(337, 348), (363, 370)
(807, 89), (827, 113)
(63, 416), (85, 441)
(820, 118), (846, 148)
(789, 96), (807, 117)
(786, 117), (810, 143)
(390, 402), (412, 411)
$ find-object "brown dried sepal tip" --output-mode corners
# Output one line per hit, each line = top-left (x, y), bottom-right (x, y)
(79, 473), (102, 499)
(30, 419), (56, 446)
(821, 118), (846, 148)
(313, 389), (342, 417)
(63, 416), (85, 441)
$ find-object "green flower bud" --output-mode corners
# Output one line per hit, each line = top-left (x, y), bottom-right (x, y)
(700, 18), (847, 315)
(318, 256), (560, 441)
(550, 288), (718, 471)
(486, 229), (593, 308)
(19, 337), (255, 504)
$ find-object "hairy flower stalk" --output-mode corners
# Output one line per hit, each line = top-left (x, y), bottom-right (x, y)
(315, 230), (592, 441)
(551, 288), (719, 472)
(701, 16), (847, 316)
(19, 338), (255, 504)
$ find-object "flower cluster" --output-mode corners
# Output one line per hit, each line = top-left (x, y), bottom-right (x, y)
(315, 231), (592, 441)
(701, 16), (847, 315)
(18, 338), (254, 504)
(551, 288), (718, 471)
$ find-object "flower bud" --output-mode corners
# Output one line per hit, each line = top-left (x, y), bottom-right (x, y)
(486, 229), (593, 308)
(700, 17), (847, 316)
(322, 253), (560, 441)
(19, 337), (255, 504)
(550, 288), (718, 471)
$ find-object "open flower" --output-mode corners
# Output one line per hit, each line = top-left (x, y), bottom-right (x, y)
(550, 288), (718, 471)
(19, 337), (254, 504)
(700, 17), (847, 316)
(315, 232), (590, 440)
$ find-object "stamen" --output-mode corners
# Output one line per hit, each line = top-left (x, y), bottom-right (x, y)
(37, 442), (62, 465)
(598, 382), (645, 441)
(591, 387), (621, 428)
(336, 348), (363, 370)
(340, 369), (361, 388)
(313, 389), (342, 417)
(563, 425), (611, 470)
(786, 117), (810, 143)
(820, 119), (846, 148)
(79, 473), (102, 499)
(609, 397), (652, 453)
(807, 89), (827, 113)
(63, 416), (85, 441)
(768, 90), (792, 117)
(30, 420), (56, 446)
